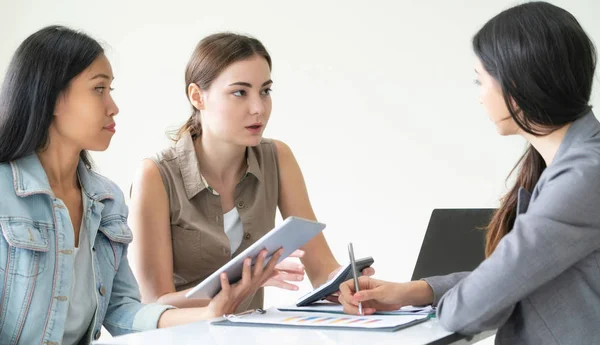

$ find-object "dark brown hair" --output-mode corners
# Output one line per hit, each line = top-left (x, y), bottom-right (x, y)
(173, 32), (272, 140)
(473, 2), (596, 256)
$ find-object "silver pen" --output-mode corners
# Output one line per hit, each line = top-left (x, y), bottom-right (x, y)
(348, 242), (363, 315)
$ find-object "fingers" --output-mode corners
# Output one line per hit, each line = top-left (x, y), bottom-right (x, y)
(241, 258), (252, 286)
(246, 248), (298, 291)
(251, 248), (284, 287)
(252, 250), (267, 277)
(361, 267), (375, 277)
(325, 295), (339, 304)
(338, 280), (378, 316)
(353, 286), (382, 303)
(339, 279), (355, 295)
(288, 249), (305, 258)
(220, 272), (231, 295)
(274, 259), (305, 275)
(270, 271), (305, 282)
(340, 296), (360, 315)
(263, 278), (300, 291)
(262, 266), (304, 290)
(363, 308), (377, 315)
(264, 248), (283, 274)
(338, 276), (382, 306)
(326, 266), (342, 282)
(357, 275), (376, 289)
(338, 280), (359, 308)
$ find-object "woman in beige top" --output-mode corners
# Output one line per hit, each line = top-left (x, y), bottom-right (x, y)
(129, 33), (373, 311)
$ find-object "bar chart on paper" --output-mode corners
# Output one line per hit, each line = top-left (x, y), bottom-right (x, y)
(213, 309), (430, 331)
(280, 314), (387, 328)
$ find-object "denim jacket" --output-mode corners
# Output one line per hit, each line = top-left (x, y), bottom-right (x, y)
(0, 154), (172, 345)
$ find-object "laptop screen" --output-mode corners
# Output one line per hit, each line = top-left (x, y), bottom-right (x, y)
(411, 209), (495, 281)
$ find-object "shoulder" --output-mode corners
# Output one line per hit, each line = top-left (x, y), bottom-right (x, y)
(261, 138), (293, 161)
(251, 139), (299, 172)
(84, 169), (130, 217)
(87, 169), (126, 201)
(0, 162), (19, 213)
(248, 139), (301, 185)
(129, 144), (181, 195)
(132, 158), (166, 194)
(150, 143), (179, 167)
(246, 138), (292, 165)
(0, 162), (14, 186)
(531, 142), (600, 225)
(543, 139), (600, 191)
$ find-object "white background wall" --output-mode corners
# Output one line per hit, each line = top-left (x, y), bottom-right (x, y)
(2, 0), (599, 343)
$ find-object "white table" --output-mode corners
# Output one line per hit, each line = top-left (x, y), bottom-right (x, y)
(93, 311), (493, 345)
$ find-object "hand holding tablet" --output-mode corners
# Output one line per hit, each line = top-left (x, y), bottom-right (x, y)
(186, 217), (326, 299)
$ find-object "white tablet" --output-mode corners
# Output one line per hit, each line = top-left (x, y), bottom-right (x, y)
(185, 216), (326, 299)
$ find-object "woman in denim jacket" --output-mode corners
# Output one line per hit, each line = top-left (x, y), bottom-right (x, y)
(0, 26), (281, 345)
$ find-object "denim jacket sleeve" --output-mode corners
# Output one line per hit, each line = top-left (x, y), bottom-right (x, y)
(98, 177), (175, 336)
(102, 245), (175, 336)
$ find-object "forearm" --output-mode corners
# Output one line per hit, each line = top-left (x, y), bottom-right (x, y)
(421, 271), (471, 305)
(307, 259), (340, 288)
(407, 280), (435, 306)
(301, 234), (340, 287)
(155, 288), (210, 308)
(157, 307), (216, 328)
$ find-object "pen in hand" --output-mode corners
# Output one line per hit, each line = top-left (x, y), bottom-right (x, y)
(348, 242), (363, 315)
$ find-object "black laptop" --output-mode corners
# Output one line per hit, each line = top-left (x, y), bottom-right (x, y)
(411, 209), (495, 281)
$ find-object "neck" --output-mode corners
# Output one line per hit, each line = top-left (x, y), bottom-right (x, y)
(195, 132), (247, 184)
(521, 123), (572, 166)
(37, 130), (81, 193)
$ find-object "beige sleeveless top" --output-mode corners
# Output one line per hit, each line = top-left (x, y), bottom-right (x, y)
(150, 132), (279, 312)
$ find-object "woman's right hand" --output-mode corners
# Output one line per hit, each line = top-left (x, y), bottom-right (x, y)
(338, 276), (406, 315)
(338, 277), (434, 315)
(207, 248), (283, 317)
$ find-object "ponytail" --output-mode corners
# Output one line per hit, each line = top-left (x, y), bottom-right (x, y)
(172, 112), (201, 141)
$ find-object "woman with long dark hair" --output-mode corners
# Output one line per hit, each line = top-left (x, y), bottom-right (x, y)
(338, 2), (599, 343)
(0, 26), (280, 345)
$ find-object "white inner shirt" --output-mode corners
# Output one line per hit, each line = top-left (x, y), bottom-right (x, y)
(223, 207), (243, 254)
(62, 191), (97, 345)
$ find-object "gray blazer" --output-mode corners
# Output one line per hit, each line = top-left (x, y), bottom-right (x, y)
(423, 111), (600, 345)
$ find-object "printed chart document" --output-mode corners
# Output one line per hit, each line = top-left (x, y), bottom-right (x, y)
(211, 308), (430, 332)
(279, 302), (435, 316)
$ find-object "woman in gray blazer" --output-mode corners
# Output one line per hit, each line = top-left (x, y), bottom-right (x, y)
(338, 2), (599, 344)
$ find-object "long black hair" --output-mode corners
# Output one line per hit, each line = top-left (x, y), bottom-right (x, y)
(473, 1), (597, 256)
(0, 25), (104, 168)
